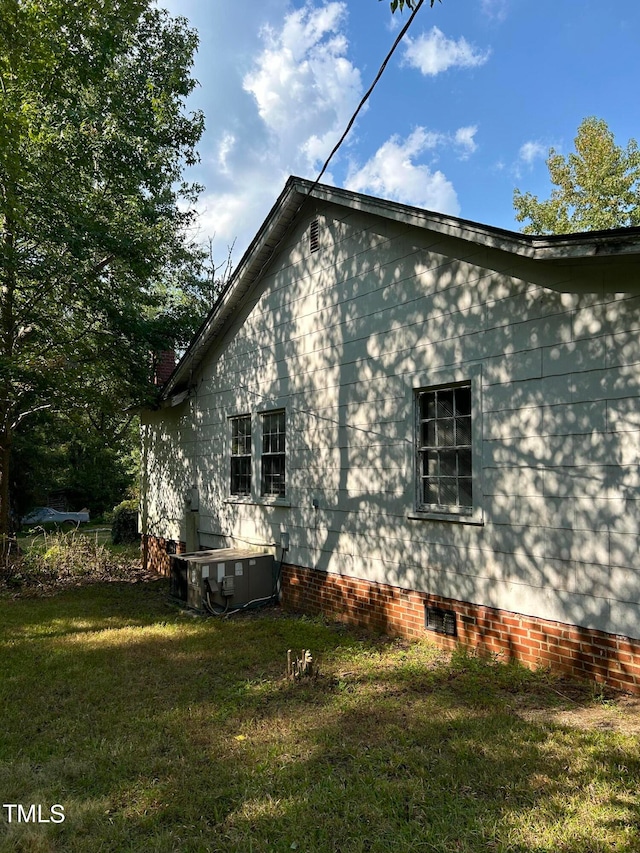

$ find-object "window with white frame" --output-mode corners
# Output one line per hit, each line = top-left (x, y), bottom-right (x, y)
(261, 410), (286, 497)
(416, 383), (472, 513)
(230, 415), (251, 496)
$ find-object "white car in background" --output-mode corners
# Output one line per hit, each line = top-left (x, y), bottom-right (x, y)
(21, 507), (90, 530)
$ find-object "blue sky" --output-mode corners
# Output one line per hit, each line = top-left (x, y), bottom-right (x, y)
(160, 0), (640, 260)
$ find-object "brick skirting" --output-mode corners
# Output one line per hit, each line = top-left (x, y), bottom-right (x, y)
(142, 534), (186, 577)
(281, 563), (640, 694)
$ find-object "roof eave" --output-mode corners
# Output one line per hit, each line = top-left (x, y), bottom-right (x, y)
(159, 177), (640, 400)
(161, 177), (309, 399)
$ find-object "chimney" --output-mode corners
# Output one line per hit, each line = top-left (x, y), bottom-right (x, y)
(153, 350), (176, 386)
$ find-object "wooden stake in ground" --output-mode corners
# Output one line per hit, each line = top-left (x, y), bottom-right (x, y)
(287, 648), (314, 679)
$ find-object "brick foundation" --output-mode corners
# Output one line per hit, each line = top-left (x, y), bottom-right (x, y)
(281, 563), (640, 694)
(142, 534), (186, 577)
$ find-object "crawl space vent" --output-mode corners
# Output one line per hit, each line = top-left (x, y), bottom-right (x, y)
(425, 605), (457, 637)
(309, 218), (320, 253)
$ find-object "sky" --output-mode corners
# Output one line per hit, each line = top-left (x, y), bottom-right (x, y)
(159, 0), (640, 263)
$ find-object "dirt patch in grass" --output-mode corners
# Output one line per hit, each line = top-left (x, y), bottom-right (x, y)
(514, 689), (640, 734)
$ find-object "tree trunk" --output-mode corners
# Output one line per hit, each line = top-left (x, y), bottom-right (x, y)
(0, 426), (12, 556)
(0, 203), (17, 550)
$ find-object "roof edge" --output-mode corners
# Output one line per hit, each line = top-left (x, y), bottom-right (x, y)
(158, 177), (640, 400)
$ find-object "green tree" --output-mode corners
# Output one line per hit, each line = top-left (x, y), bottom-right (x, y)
(513, 117), (640, 234)
(384, 0), (439, 11)
(0, 1), (206, 541)
(12, 409), (138, 520)
(11, 242), (232, 522)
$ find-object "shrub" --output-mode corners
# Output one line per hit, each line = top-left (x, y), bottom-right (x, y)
(1, 531), (143, 593)
(111, 499), (140, 545)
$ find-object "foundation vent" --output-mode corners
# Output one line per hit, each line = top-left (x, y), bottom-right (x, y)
(309, 218), (320, 253)
(425, 605), (457, 637)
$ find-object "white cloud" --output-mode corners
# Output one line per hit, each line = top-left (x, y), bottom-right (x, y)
(481, 0), (509, 22)
(346, 128), (460, 215)
(243, 1), (362, 172)
(455, 125), (478, 158)
(164, 3), (478, 259)
(186, 161), (293, 262)
(187, 2), (363, 257)
(215, 133), (236, 175)
(403, 27), (490, 76)
(519, 140), (547, 165)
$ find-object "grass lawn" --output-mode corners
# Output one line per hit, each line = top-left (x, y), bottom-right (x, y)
(1, 579), (639, 852)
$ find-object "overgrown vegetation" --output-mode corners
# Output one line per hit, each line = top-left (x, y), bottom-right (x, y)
(1, 530), (144, 595)
(110, 499), (140, 546)
(1, 580), (639, 852)
(0, 0), (223, 539)
(11, 415), (140, 521)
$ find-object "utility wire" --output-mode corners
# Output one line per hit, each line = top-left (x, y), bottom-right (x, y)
(308, 0), (426, 196)
(184, 4), (431, 419)
(166, 3), (428, 397)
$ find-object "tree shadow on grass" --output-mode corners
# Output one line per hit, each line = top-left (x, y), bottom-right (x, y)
(1, 586), (639, 852)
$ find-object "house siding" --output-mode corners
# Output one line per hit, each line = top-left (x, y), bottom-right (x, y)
(140, 403), (196, 544)
(141, 197), (640, 689)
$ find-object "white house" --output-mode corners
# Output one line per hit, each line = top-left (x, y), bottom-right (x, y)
(140, 176), (640, 691)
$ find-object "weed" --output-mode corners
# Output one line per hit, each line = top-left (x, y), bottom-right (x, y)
(0, 530), (143, 595)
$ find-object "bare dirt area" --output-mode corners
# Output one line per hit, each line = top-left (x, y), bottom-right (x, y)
(505, 675), (640, 735)
(516, 692), (640, 735)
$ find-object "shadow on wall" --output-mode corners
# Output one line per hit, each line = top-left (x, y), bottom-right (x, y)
(139, 404), (194, 573)
(143, 193), (640, 684)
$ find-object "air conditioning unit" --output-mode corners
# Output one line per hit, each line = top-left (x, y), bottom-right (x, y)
(170, 548), (275, 613)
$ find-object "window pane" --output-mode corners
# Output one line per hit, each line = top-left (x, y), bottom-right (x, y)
(437, 390), (454, 418)
(440, 450), (457, 477)
(458, 449), (472, 477)
(231, 456), (251, 496)
(420, 392), (436, 420)
(232, 417), (251, 453)
(456, 416), (472, 446)
(440, 478), (457, 505)
(438, 419), (455, 447)
(421, 420), (436, 447)
(261, 410), (286, 497)
(423, 450), (438, 477)
(426, 478), (439, 505)
(459, 478), (473, 507)
(454, 385), (471, 416)
(262, 455), (285, 496)
(230, 416), (251, 495)
(416, 382), (473, 512)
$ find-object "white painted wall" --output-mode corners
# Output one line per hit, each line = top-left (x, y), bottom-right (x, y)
(141, 200), (640, 638)
(140, 400), (195, 544)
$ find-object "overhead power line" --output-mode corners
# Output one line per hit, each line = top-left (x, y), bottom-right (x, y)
(308, 0), (426, 196)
